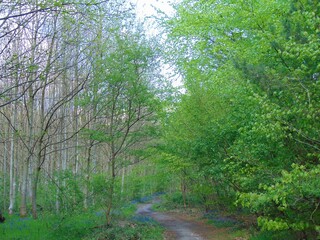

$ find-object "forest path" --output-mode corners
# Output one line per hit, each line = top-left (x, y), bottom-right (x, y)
(136, 199), (236, 240)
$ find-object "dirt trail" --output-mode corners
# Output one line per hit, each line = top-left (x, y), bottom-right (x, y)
(136, 200), (236, 240)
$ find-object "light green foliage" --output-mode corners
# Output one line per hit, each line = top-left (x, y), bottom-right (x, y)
(238, 164), (320, 232)
(162, 0), (320, 238)
(91, 174), (116, 209)
(33, 170), (85, 214)
(0, 172), (161, 239)
(0, 0), (167, 239)
(77, 24), (163, 222)
(124, 162), (170, 200)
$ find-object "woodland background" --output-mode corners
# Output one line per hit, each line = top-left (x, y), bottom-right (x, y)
(0, 0), (319, 239)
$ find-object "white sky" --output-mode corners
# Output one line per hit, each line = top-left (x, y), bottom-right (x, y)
(134, 0), (184, 90)
(134, 0), (176, 20)
(133, 0), (177, 37)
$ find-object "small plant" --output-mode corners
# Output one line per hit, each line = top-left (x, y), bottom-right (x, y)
(250, 230), (297, 240)
(49, 211), (105, 240)
(83, 221), (163, 240)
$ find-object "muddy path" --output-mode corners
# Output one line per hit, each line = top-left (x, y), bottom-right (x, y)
(136, 199), (238, 240)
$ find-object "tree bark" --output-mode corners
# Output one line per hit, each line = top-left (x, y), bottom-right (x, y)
(84, 140), (94, 209)
(8, 100), (17, 215)
(105, 156), (116, 225)
(3, 125), (8, 213)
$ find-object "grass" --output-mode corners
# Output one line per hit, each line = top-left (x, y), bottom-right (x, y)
(0, 211), (105, 240)
(250, 230), (299, 240)
(0, 202), (163, 240)
(49, 211), (105, 240)
(204, 210), (239, 228)
(81, 202), (164, 240)
(1, 214), (54, 240)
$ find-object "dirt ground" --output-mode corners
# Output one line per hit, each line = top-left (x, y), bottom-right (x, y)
(136, 201), (248, 240)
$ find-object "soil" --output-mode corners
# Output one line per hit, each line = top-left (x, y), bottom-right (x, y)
(136, 199), (246, 240)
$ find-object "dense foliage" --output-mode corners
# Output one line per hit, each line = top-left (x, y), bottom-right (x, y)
(160, 0), (320, 239)
(0, 0), (166, 238)
(1, 0), (319, 239)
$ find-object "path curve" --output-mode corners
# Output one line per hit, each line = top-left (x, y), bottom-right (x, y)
(135, 199), (236, 240)
(136, 202), (203, 240)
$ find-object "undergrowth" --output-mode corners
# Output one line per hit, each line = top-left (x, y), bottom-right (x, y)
(83, 221), (163, 240)
(0, 202), (163, 240)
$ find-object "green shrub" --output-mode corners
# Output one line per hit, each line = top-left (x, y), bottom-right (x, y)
(83, 221), (163, 240)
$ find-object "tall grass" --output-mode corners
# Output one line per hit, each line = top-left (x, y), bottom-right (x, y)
(1, 214), (55, 240)
(0, 202), (163, 240)
(0, 211), (105, 240)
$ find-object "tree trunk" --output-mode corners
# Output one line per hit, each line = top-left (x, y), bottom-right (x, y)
(9, 40), (20, 215)
(31, 167), (41, 219)
(3, 126), (8, 213)
(121, 167), (125, 195)
(20, 91), (34, 217)
(55, 141), (60, 214)
(181, 174), (187, 209)
(84, 140), (94, 209)
(106, 157), (116, 225)
(8, 101), (17, 215)
(20, 157), (30, 217)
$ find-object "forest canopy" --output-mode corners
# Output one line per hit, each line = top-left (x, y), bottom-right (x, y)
(0, 0), (319, 239)
(161, 0), (320, 238)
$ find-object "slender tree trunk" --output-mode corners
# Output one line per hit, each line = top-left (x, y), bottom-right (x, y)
(20, 157), (30, 217)
(84, 140), (94, 209)
(9, 38), (20, 215)
(9, 101), (17, 215)
(3, 126), (8, 213)
(27, 152), (33, 202)
(181, 173), (187, 209)
(55, 140), (60, 214)
(20, 2), (39, 215)
(121, 167), (125, 195)
(31, 133), (46, 219)
(73, 33), (80, 176)
(106, 156), (116, 225)
(31, 13), (57, 219)
(31, 167), (41, 219)
(20, 90), (34, 217)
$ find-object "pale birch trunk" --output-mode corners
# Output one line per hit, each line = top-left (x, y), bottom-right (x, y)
(3, 125), (8, 212)
(20, 102), (33, 217)
(121, 167), (125, 195)
(31, 14), (57, 219)
(20, 1), (39, 216)
(9, 42), (20, 215)
(8, 95), (18, 215)
(84, 140), (94, 209)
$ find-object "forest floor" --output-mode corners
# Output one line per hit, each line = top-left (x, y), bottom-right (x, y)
(135, 198), (249, 240)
